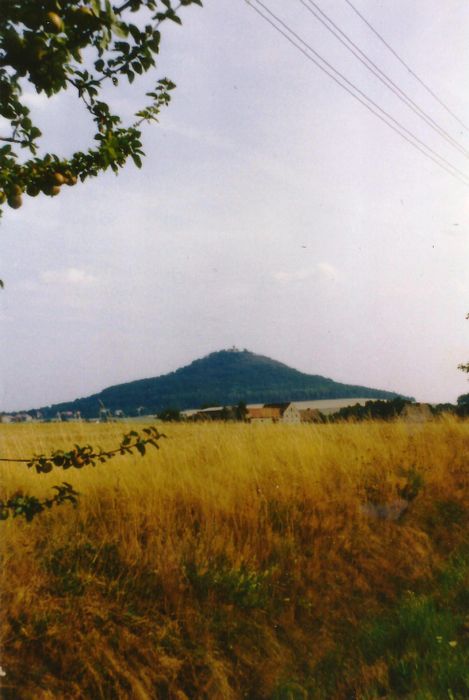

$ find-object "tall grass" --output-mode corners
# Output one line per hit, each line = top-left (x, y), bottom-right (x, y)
(1, 419), (468, 698)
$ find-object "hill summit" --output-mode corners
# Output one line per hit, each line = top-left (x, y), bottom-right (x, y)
(34, 349), (410, 419)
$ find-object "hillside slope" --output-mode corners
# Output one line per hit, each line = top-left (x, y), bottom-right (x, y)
(35, 349), (410, 418)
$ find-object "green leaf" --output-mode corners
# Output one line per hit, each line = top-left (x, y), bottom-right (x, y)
(148, 31), (161, 52)
(168, 12), (182, 25)
(131, 153), (142, 168)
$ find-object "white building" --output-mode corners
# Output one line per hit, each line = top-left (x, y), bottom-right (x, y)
(282, 398), (385, 423)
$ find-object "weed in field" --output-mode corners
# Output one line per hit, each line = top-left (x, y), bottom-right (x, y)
(357, 553), (469, 699)
(184, 555), (271, 610)
(271, 680), (308, 699)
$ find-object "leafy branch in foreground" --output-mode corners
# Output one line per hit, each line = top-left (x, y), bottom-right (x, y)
(0, 425), (164, 473)
(0, 425), (164, 520)
(0, 0), (203, 213)
(0, 482), (79, 522)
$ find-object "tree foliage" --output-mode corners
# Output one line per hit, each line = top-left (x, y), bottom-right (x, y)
(0, 0), (202, 213)
(458, 313), (469, 375)
(328, 398), (409, 422)
(0, 483), (79, 522)
(455, 313), (469, 409)
(157, 407), (181, 421)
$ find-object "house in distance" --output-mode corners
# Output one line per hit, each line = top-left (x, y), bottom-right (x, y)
(181, 398), (384, 424)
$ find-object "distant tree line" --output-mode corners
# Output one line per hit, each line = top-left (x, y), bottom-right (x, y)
(326, 398), (407, 422)
(327, 398), (469, 422)
(456, 394), (469, 416)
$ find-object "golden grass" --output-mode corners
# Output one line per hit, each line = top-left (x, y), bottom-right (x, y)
(1, 418), (468, 698)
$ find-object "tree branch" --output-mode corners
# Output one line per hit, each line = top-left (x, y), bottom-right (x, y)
(0, 136), (25, 145)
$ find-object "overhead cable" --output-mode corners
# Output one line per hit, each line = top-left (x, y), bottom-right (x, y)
(244, 0), (469, 186)
(344, 0), (469, 131)
(300, 0), (469, 159)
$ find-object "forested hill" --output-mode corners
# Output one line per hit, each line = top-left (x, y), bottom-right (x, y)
(33, 349), (411, 418)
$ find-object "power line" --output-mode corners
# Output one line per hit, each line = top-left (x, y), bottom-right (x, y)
(300, 0), (469, 159)
(344, 0), (469, 131)
(244, 0), (469, 186)
(245, 0), (469, 185)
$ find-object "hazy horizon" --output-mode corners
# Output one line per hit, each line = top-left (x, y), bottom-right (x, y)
(1, 0), (469, 411)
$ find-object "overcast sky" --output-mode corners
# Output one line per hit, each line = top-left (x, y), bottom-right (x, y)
(1, 0), (469, 411)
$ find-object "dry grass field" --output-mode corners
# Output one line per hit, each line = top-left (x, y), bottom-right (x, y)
(1, 419), (468, 699)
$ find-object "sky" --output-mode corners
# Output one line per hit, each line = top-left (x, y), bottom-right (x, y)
(1, 0), (469, 411)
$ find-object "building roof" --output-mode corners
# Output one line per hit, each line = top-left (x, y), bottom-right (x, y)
(247, 407), (281, 419)
(285, 398), (386, 415)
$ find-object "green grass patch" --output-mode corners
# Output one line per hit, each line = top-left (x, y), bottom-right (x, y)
(297, 548), (469, 699)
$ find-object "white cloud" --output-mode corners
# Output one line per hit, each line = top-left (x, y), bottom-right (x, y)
(317, 262), (339, 282)
(41, 268), (97, 287)
(273, 262), (339, 284)
(444, 225), (468, 238)
(273, 268), (314, 282)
